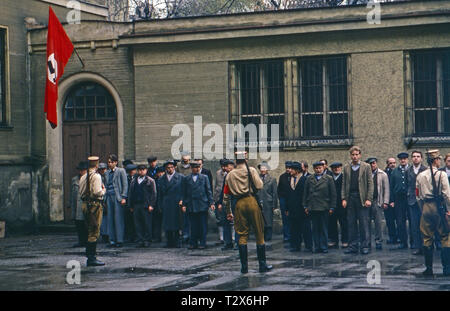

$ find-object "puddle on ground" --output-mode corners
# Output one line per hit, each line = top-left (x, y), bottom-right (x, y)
(149, 274), (217, 291)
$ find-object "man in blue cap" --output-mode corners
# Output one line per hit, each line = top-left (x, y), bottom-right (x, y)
(277, 161), (293, 244)
(124, 163), (138, 243)
(389, 152), (410, 249)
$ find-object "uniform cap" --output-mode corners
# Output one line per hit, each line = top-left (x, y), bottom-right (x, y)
(397, 152), (409, 159)
(329, 162), (342, 168)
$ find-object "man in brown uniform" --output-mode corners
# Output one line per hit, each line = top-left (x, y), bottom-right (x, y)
(416, 149), (450, 276)
(223, 151), (272, 273)
(79, 156), (106, 267)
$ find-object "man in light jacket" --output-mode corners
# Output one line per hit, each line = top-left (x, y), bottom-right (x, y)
(105, 154), (129, 247)
(342, 146), (374, 255)
(366, 157), (390, 250)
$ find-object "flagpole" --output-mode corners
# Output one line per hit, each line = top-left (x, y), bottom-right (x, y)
(73, 47), (85, 68)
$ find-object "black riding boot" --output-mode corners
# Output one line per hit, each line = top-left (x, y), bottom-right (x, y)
(441, 247), (450, 276)
(86, 242), (105, 267)
(238, 244), (248, 274)
(422, 246), (433, 276)
(257, 244), (273, 273)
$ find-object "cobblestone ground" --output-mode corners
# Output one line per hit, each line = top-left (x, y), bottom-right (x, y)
(0, 232), (448, 291)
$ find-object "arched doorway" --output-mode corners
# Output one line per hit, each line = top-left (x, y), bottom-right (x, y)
(62, 82), (118, 222)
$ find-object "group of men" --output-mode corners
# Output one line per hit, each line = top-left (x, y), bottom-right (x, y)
(71, 146), (450, 276)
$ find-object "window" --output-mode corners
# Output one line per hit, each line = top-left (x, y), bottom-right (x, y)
(64, 82), (116, 122)
(411, 49), (450, 136)
(234, 60), (285, 140)
(0, 28), (7, 125)
(298, 55), (349, 139)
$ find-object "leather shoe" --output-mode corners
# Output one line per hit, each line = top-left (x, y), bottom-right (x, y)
(344, 248), (358, 254)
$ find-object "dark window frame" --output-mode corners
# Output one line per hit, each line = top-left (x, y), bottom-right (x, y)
(63, 82), (117, 123)
(410, 48), (450, 137)
(297, 55), (349, 140)
(233, 59), (285, 141)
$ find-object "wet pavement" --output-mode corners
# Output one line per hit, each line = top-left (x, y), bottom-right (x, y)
(0, 233), (448, 291)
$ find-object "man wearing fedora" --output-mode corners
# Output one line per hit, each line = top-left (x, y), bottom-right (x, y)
(258, 161), (278, 242)
(71, 161), (88, 248)
(79, 156), (106, 266)
(285, 161), (311, 252)
(416, 149), (450, 276)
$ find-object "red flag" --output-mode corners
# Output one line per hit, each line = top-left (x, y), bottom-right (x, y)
(45, 7), (74, 129)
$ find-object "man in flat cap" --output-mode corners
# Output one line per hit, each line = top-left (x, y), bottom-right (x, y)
(147, 156), (159, 180)
(181, 161), (215, 249)
(79, 156), (106, 266)
(158, 160), (184, 248)
(303, 161), (336, 253)
(128, 164), (157, 247)
(258, 161), (278, 242)
(406, 151), (428, 255)
(277, 161), (293, 244)
(384, 157), (399, 245)
(389, 152), (410, 250)
(152, 166), (166, 243)
(341, 146), (373, 255)
(71, 161), (88, 248)
(416, 149), (450, 276)
(105, 154), (128, 248)
(223, 151), (272, 273)
(366, 157), (390, 250)
(328, 162), (348, 248)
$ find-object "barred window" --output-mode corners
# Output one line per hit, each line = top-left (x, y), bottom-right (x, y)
(0, 28), (6, 125)
(235, 60), (285, 140)
(64, 82), (117, 122)
(411, 49), (450, 136)
(298, 56), (348, 139)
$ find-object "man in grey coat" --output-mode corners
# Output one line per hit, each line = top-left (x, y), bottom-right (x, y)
(366, 158), (390, 250)
(342, 146), (374, 255)
(303, 162), (337, 253)
(105, 154), (128, 247)
(258, 162), (278, 242)
(71, 161), (88, 248)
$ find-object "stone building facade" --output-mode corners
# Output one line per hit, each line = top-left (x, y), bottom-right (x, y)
(2, 0), (450, 231)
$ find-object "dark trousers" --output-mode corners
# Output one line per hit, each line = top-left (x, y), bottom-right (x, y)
(124, 207), (136, 242)
(133, 203), (153, 243)
(183, 213), (190, 240)
(223, 199), (239, 245)
(394, 193), (408, 246)
(328, 208), (348, 244)
(75, 220), (88, 245)
(383, 205), (398, 242)
(165, 230), (179, 247)
(264, 227), (273, 241)
(189, 211), (208, 247)
(152, 209), (163, 242)
(279, 197), (290, 241)
(347, 194), (370, 250)
(311, 211), (329, 251)
(288, 214), (312, 250)
(408, 202), (423, 249)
